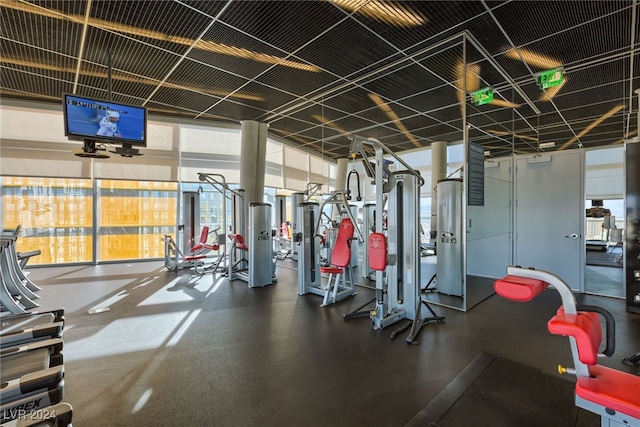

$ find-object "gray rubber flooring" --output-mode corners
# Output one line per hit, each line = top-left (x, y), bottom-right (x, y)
(24, 260), (640, 426)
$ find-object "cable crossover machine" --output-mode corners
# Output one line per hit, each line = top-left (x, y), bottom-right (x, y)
(344, 135), (444, 343)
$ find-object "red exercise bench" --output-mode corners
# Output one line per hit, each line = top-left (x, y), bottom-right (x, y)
(494, 266), (640, 426)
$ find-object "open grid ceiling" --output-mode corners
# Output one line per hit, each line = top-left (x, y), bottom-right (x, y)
(1, 0), (638, 159)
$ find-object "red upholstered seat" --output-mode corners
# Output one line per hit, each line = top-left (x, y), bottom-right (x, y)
(493, 275), (548, 302)
(321, 267), (343, 274)
(184, 254), (207, 261)
(368, 232), (387, 271)
(576, 365), (640, 420)
(320, 218), (354, 274)
(228, 233), (248, 251)
(190, 226), (219, 252)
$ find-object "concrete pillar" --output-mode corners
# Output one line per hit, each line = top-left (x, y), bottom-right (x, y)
(333, 158), (349, 220)
(240, 120), (268, 234)
(431, 141), (447, 240)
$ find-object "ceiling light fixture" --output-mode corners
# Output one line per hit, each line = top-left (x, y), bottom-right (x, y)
(311, 114), (350, 137)
(486, 129), (538, 142)
(1, 0), (318, 72)
(610, 129), (637, 145)
(539, 78), (567, 102)
(504, 47), (562, 70)
(559, 104), (625, 150)
(489, 99), (521, 109)
(454, 61), (481, 105)
(0, 57), (265, 102)
(368, 93), (421, 148)
(331, 0), (427, 27)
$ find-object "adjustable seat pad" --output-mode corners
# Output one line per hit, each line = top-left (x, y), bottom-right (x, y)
(190, 226), (219, 252)
(368, 232), (387, 271)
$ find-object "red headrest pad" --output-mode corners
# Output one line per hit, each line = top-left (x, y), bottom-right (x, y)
(493, 275), (548, 302)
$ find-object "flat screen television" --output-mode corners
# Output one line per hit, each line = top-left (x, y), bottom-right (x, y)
(63, 93), (147, 147)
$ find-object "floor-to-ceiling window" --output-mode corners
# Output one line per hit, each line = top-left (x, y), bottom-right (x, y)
(1, 176), (93, 264)
(98, 180), (178, 261)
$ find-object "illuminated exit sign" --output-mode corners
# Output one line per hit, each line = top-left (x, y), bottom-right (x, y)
(471, 87), (494, 106)
(537, 67), (564, 89)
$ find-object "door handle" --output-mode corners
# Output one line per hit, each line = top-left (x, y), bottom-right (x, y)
(564, 233), (579, 239)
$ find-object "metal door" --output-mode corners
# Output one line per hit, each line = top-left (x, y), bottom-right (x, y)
(515, 152), (584, 290)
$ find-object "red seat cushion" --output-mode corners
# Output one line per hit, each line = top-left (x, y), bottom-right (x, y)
(368, 232), (387, 271)
(228, 233), (248, 250)
(547, 309), (602, 365)
(576, 365), (640, 419)
(493, 275), (548, 302)
(320, 267), (343, 274)
(184, 254), (207, 261)
(199, 226), (210, 245)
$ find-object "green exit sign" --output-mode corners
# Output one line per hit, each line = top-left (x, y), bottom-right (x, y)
(537, 68), (564, 89)
(471, 87), (494, 106)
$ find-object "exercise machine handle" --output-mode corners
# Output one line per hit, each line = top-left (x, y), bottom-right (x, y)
(346, 169), (362, 201)
(576, 304), (616, 357)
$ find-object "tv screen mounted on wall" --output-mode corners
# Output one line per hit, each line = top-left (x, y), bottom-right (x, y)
(63, 93), (147, 147)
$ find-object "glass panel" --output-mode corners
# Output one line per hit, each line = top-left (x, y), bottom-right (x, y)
(1, 176), (93, 264)
(98, 180), (178, 261)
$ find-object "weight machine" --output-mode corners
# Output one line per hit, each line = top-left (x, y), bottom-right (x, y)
(228, 202), (277, 288)
(290, 192), (305, 261)
(273, 195), (292, 260)
(297, 191), (363, 306)
(163, 225), (225, 274)
(163, 190), (225, 274)
(345, 135), (444, 343)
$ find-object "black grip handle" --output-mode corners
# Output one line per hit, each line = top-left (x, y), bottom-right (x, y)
(577, 304), (615, 357)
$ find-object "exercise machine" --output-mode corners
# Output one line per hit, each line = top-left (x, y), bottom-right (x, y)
(1, 309), (72, 425)
(346, 136), (444, 342)
(436, 178), (464, 296)
(290, 192), (305, 261)
(494, 266), (640, 426)
(297, 192), (362, 306)
(163, 226), (224, 274)
(0, 231), (42, 316)
(273, 195), (291, 260)
(228, 202), (276, 288)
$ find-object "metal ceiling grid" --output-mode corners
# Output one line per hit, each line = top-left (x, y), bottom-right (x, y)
(217, 0), (347, 54)
(204, 100), (272, 123)
(144, 99), (226, 121)
(168, 58), (251, 98)
(294, 18), (400, 79)
(0, 1), (86, 58)
(254, 66), (340, 99)
(0, 0), (638, 161)
(0, 41), (76, 81)
(362, 1), (488, 52)
(491, 1), (631, 47)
